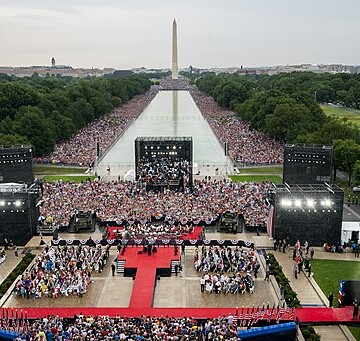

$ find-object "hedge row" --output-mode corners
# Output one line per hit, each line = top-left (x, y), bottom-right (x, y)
(0, 253), (35, 296)
(267, 253), (301, 308)
(300, 326), (321, 341)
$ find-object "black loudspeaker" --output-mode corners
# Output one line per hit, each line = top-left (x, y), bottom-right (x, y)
(96, 142), (100, 157)
(224, 142), (228, 156)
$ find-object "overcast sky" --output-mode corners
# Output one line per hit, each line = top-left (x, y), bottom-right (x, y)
(0, 0), (359, 69)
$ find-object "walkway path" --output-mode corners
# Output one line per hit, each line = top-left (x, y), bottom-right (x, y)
(273, 250), (325, 306)
(314, 325), (356, 341)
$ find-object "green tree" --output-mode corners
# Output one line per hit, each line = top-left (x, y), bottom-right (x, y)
(0, 133), (29, 145)
(12, 107), (56, 156)
(352, 160), (360, 185)
(333, 139), (360, 185)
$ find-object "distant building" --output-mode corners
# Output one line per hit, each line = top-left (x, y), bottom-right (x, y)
(0, 63), (115, 78)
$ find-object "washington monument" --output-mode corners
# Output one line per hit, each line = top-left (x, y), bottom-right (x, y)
(172, 19), (179, 80)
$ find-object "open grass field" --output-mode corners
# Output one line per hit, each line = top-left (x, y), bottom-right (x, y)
(229, 175), (282, 184)
(321, 104), (360, 127)
(310, 259), (360, 301)
(238, 165), (283, 174)
(310, 259), (360, 339)
(42, 175), (96, 182)
(34, 164), (87, 175)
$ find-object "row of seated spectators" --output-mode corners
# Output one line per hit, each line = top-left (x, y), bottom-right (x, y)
(14, 245), (110, 299)
(37, 87), (159, 166)
(137, 157), (190, 186)
(195, 246), (260, 295)
(14, 314), (238, 340)
(190, 88), (283, 165)
(40, 179), (271, 228)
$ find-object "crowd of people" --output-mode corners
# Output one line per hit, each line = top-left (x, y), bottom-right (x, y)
(14, 314), (239, 340)
(40, 178), (271, 228)
(136, 157), (191, 187)
(14, 245), (110, 299)
(190, 88), (283, 165)
(289, 240), (313, 280)
(37, 88), (159, 166)
(195, 246), (258, 295)
(36, 85), (284, 167)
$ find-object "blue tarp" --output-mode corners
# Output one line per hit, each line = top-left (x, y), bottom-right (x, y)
(238, 322), (296, 339)
(0, 329), (19, 340)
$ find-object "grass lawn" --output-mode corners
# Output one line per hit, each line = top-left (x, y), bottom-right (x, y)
(348, 327), (360, 340)
(34, 164), (87, 175)
(42, 175), (96, 182)
(310, 259), (360, 299)
(229, 175), (282, 184)
(238, 165), (283, 174)
(321, 104), (360, 127)
(311, 259), (360, 339)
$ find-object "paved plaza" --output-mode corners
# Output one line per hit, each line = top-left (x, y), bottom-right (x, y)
(0, 227), (358, 341)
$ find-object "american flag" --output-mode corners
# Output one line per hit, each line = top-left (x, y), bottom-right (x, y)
(233, 308), (238, 327)
(290, 307), (296, 320)
(239, 308), (243, 323)
(254, 307), (260, 324)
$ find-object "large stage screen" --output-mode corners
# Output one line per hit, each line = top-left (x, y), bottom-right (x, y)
(270, 184), (343, 246)
(283, 144), (333, 185)
(0, 145), (34, 184)
(135, 137), (193, 191)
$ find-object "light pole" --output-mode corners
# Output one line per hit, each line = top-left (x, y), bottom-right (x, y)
(314, 91), (317, 102)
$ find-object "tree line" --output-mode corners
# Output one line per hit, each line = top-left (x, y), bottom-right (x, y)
(196, 72), (360, 185)
(0, 73), (151, 156)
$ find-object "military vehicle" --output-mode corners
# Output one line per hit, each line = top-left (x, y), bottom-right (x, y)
(218, 210), (239, 233)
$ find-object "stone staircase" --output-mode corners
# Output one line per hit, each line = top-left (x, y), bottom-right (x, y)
(117, 260), (125, 273)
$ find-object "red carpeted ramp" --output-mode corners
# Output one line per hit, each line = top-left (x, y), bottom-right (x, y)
(108, 227), (123, 239)
(119, 247), (180, 308)
(4, 306), (357, 324)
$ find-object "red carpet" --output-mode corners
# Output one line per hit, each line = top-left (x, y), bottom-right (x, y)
(118, 247), (180, 308)
(108, 227), (123, 239)
(2, 307), (357, 324)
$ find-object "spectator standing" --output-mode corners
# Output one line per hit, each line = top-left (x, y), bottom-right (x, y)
(307, 263), (312, 278)
(328, 292), (334, 308)
(264, 264), (270, 281)
(353, 299), (359, 320)
(4, 237), (8, 251)
(279, 284), (284, 300)
(355, 244), (360, 258)
(293, 264), (298, 279)
(200, 276), (206, 293)
(14, 245), (18, 258)
(304, 241), (309, 255)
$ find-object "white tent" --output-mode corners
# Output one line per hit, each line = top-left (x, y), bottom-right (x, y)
(124, 169), (135, 182)
(341, 222), (360, 244)
(192, 162), (199, 175)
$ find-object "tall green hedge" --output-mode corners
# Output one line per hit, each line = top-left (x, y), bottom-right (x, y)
(267, 253), (301, 308)
(0, 253), (35, 296)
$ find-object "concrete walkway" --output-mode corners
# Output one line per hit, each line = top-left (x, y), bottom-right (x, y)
(273, 251), (325, 306)
(314, 325), (356, 341)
